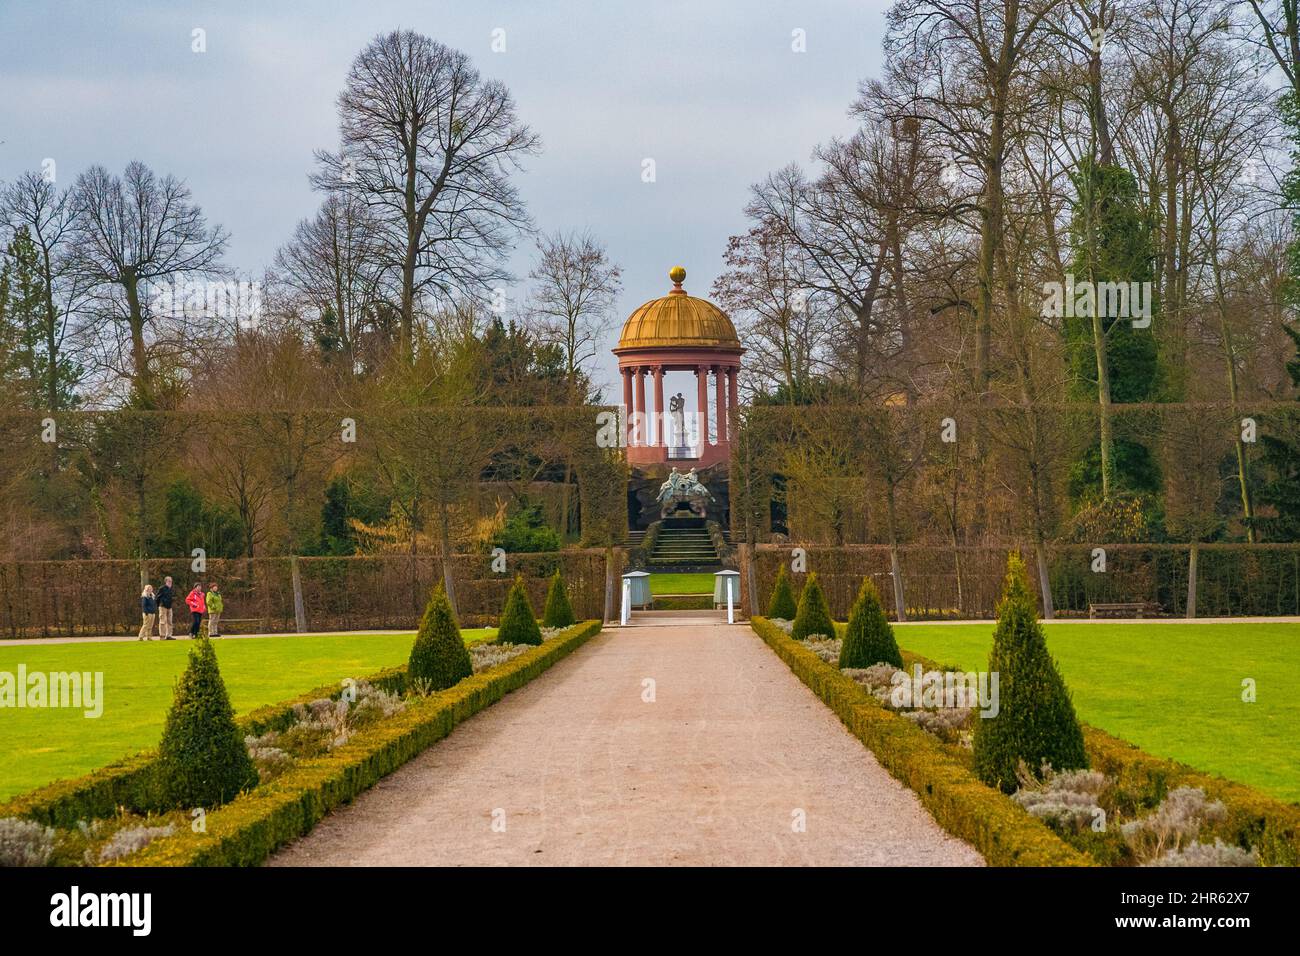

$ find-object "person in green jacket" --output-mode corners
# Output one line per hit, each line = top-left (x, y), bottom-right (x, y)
(206, 583), (225, 637)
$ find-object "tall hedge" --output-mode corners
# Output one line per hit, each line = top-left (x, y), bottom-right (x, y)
(156, 638), (257, 809)
(408, 584), (473, 691)
(497, 575), (543, 646)
(541, 571), (576, 628)
(839, 577), (903, 669)
(767, 565), (798, 620)
(973, 554), (1088, 793)
(791, 571), (835, 640)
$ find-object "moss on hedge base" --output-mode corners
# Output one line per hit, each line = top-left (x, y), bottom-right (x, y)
(750, 616), (1090, 867)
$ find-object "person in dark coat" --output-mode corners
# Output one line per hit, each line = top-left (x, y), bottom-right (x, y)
(156, 576), (175, 640)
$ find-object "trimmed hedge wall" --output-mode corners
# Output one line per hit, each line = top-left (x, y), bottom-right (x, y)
(749, 616), (1090, 867)
(108, 620), (602, 866)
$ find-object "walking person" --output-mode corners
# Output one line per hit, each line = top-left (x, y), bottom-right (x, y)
(157, 576), (175, 640)
(206, 582), (223, 637)
(138, 584), (158, 641)
(186, 582), (206, 638)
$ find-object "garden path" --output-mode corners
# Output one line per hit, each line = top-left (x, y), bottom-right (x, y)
(269, 621), (984, 866)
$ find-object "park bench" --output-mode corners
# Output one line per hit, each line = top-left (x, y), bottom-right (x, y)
(1088, 601), (1161, 619)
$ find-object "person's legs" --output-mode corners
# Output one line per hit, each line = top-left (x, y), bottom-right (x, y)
(159, 607), (172, 639)
(208, 611), (220, 637)
(138, 613), (154, 640)
(191, 610), (204, 637)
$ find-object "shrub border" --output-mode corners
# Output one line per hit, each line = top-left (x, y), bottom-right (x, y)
(104, 619), (602, 866)
(1081, 725), (1300, 866)
(898, 643), (1300, 866)
(0, 661), (410, 829)
(2, 622), (601, 856)
(749, 616), (1091, 866)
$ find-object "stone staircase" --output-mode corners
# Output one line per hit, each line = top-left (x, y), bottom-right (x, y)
(649, 520), (720, 570)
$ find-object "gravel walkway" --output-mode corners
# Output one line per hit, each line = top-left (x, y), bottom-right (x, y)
(269, 622), (984, 866)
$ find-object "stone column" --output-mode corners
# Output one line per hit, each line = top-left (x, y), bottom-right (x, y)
(695, 365), (709, 453)
(653, 365), (666, 447)
(727, 366), (739, 423)
(621, 367), (634, 447)
(714, 366), (727, 446)
(634, 367), (647, 447)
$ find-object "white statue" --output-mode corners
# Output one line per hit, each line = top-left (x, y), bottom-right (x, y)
(669, 392), (686, 446)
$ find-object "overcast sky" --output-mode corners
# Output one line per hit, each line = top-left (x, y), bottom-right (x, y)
(0, 0), (889, 397)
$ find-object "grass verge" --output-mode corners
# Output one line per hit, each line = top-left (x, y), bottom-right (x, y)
(0, 629), (494, 799)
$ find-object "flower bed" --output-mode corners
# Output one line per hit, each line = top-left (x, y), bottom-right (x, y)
(752, 616), (1088, 866)
(0, 620), (602, 867)
(757, 616), (1300, 867)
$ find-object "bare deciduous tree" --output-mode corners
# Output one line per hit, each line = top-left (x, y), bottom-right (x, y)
(313, 30), (539, 361)
(1, 170), (89, 410)
(70, 161), (228, 406)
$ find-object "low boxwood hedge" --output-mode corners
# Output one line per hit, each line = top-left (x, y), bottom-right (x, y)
(750, 616), (1090, 866)
(1082, 725), (1300, 866)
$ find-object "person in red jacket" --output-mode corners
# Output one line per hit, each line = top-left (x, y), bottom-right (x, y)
(185, 583), (207, 638)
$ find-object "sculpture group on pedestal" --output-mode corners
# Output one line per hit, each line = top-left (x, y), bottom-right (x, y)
(656, 466), (714, 517)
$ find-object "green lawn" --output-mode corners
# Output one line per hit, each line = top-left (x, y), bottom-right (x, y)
(0, 629), (494, 800)
(894, 622), (1300, 803)
(649, 572), (717, 595)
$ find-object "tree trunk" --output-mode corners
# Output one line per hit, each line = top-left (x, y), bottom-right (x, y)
(1186, 543), (1198, 619)
(1211, 235), (1256, 542)
(1035, 540), (1055, 620)
(438, 501), (457, 615)
(122, 270), (152, 405)
(885, 484), (907, 622)
(291, 556), (308, 633)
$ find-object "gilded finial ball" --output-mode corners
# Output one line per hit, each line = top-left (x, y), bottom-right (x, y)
(669, 266), (686, 285)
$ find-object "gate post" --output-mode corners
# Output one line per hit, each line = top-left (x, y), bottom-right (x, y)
(739, 543), (755, 618)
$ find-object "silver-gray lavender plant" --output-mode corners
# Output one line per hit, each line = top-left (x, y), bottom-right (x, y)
(1121, 786), (1228, 863)
(1145, 838), (1257, 867)
(94, 823), (177, 863)
(0, 817), (55, 866)
(1012, 763), (1109, 834)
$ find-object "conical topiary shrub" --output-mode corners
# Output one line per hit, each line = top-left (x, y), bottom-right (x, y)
(496, 575), (543, 646)
(791, 571), (835, 640)
(156, 638), (257, 809)
(972, 553), (1088, 793)
(408, 584), (473, 692)
(541, 570), (576, 628)
(839, 577), (904, 669)
(767, 565), (798, 620)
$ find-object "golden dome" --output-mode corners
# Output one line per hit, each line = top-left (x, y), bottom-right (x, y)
(615, 267), (742, 352)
